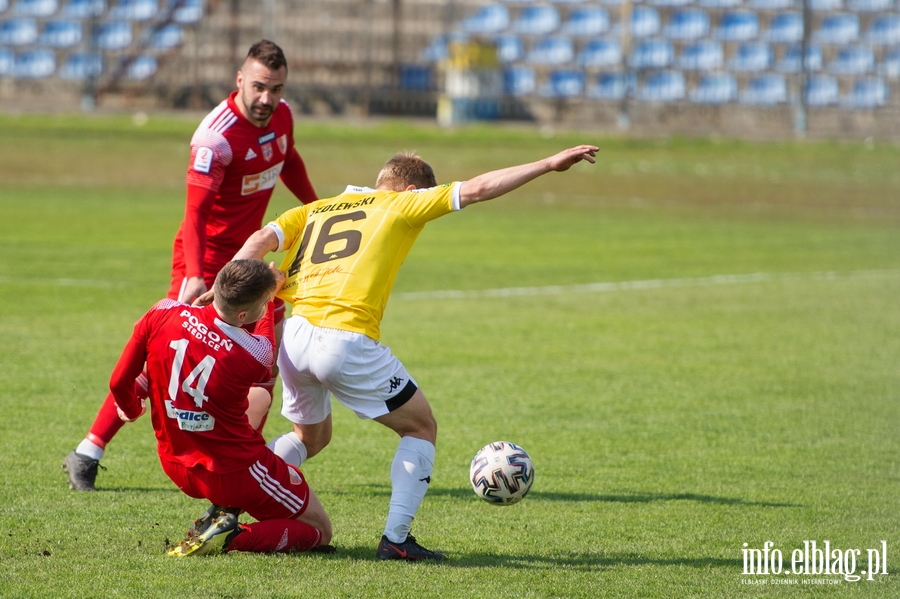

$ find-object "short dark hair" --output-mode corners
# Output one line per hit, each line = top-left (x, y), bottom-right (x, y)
(213, 259), (277, 312)
(375, 151), (437, 190)
(246, 39), (287, 73)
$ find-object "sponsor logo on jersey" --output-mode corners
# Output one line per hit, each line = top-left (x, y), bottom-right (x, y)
(193, 147), (214, 173)
(277, 134), (287, 154)
(241, 161), (284, 195)
(258, 131), (276, 144)
(262, 142), (273, 162)
(245, 148), (257, 161)
(164, 400), (215, 432)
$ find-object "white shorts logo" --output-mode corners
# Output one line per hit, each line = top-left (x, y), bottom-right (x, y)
(193, 147), (214, 173)
(241, 161), (284, 195)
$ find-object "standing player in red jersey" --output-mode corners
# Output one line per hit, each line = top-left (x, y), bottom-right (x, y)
(63, 40), (318, 491)
(112, 259), (332, 556)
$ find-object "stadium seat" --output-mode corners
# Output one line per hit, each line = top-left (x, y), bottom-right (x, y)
(649, 0), (693, 7)
(93, 20), (131, 50)
(459, 4), (509, 35)
(146, 22), (182, 50)
(865, 15), (900, 46)
(60, 0), (104, 18)
(637, 70), (685, 102)
(37, 19), (81, 47)
(662, 9), (710, 41)
(168, 0), (203, 25)
(740, 74), (787, 105)
(576, 38), (621, 68)
(12, 48), (55, 78)
(763, 12), (802, 43)
(630, 6), (661, 38)
(697, 0), (742, 8)
(13, 0), (58, 17)
(809, 0), (842, 9)
(539, 68), (585, 97)
(827, 45), (874, 75)
(59, 50), (102, 79)
(747, 0), (795, 8)
(878, 49), (900, 78)
(560, 6), (609, 37)
(776, 43), (823, 72)
(503, 65), (535, 95)
(495, 34), (524, 63)
(847, 0), (891, 10)
(512, 5), (560, 35)
(526, 36), (574, 65)
(813, 13), (859, 45)
(629, 39), (674, 69)
(0, 48), (13, 75)
(109, 0), (158, 21)
(727, 42), (772, 72)
(840, 77), (888, 108)
(398, 64), (432, 91)
(715, 11), (760, 42)
(126, 53), (156, 79)
(0, 17), (37, 45)
(585, 71), (634, 100)
(676, 40), (723, 70)
(805, 75), (838, 106)
(689, 73), (738, 104)
(550, 0), (588, 4)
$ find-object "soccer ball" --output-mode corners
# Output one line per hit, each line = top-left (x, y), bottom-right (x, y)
(469, 441), (535, 505)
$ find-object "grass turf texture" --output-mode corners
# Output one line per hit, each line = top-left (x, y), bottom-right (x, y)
(0, 113), (898, 598)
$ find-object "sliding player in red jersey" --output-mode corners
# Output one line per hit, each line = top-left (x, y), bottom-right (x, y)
(64, 40), (318, 491)
(112, 259), (332, 556)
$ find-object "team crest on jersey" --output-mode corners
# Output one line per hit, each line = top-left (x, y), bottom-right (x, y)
(289, 467), (304, 486)
(262, 143), (273, 162)
(245, 148), (257, 161)
(193, 147), (214, 174)
(277, 134), (287, 154)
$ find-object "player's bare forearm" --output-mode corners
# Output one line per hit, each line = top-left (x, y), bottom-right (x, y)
(234, 227), (279, 260)
(459, 145), (598, 208)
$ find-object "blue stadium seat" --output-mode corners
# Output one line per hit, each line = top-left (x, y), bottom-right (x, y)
(560, 6), (609, 37)
(586, 71), (634, 100)
(168, 0), (203, 25)
(697, 0), (742, 8)
(727, 42), (772, 72)
(840, 77), (888, 108)
(59, 50), (102, 79)
(60, 0), (105, 18)
(109, 0), (158, 21)
(813, 13), (859, 45)
(629, 39), (674, 69)
(37, 18), (81, 47)
(398, 64), (432, 90)
(539, 69), (585, 97)
(147, 22), (182, 50)
(865, 15), (900, 46)
(747, 0), (795, 8)
(662, 9), (710, 41)
(12, 48), (55, 77)
(763, 12), (802, 43)
(827, 45), (874, 75)
(503, 65), (536, 95)
(847, 0), (891, 10)
(0, 48), (13, 75)
(805, 75), (838, 106)
(715, 11), (760, 42)
(460, 4), (509, 35)
(93, 20), (131, 50)
(0, 17), (37, 45)
(512, 5), (560, 35)
(13, 0), (57, 17)
(495, 34), (524, 63)
(740, 74), (787, 105)
(576, 38), (621, 68)
(126, 53), (156, 79)
(526, 36), (574, 65)
(689, 73), (738, 104)
(676, 40), (723, 70)
(631, 6), (661, 38)
(879, 49), (900, 78)
(637, 70), (685, 102)
(776, 43), (823, 72)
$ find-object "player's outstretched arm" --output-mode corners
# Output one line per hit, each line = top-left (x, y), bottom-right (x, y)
(458, 145), (598, 209)
(192, 230), (281, 307)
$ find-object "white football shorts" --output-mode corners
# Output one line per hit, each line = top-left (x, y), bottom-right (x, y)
(277, 315), (418, 425)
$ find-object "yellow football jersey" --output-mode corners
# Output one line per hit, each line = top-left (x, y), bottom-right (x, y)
(269, 182), (461, 340)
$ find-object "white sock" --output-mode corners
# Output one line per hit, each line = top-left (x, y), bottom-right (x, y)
(383, 436), (435, 543)
(76, 439), (104, 461)
(268, 432), (308, 467)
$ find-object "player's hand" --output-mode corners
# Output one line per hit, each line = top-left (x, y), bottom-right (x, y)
(192, 289), (215, 307)
(548, 145), (599, 172)
(180, 276), (208, 305)
(269, 261), (286, 293)
(116, 399), (146, 422)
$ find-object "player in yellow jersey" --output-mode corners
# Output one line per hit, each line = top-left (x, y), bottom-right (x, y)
(209, 144), (598, 560)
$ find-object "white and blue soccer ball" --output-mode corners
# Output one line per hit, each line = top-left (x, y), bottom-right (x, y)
(469, 441), (535, 505)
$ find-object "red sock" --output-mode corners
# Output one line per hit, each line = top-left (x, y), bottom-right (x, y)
(226, 520), (323, 553)
(87, 373), (149, 447)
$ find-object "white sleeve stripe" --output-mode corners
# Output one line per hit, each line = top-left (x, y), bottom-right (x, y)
(452, 181), (462, 211)
(267, 222), (286, 252)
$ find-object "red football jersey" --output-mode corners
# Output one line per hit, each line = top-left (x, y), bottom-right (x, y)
(110, 300), (276, 473)
(174, 91), (316, 279)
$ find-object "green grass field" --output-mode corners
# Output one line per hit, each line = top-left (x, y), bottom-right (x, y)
(0, 113), (898, 598)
